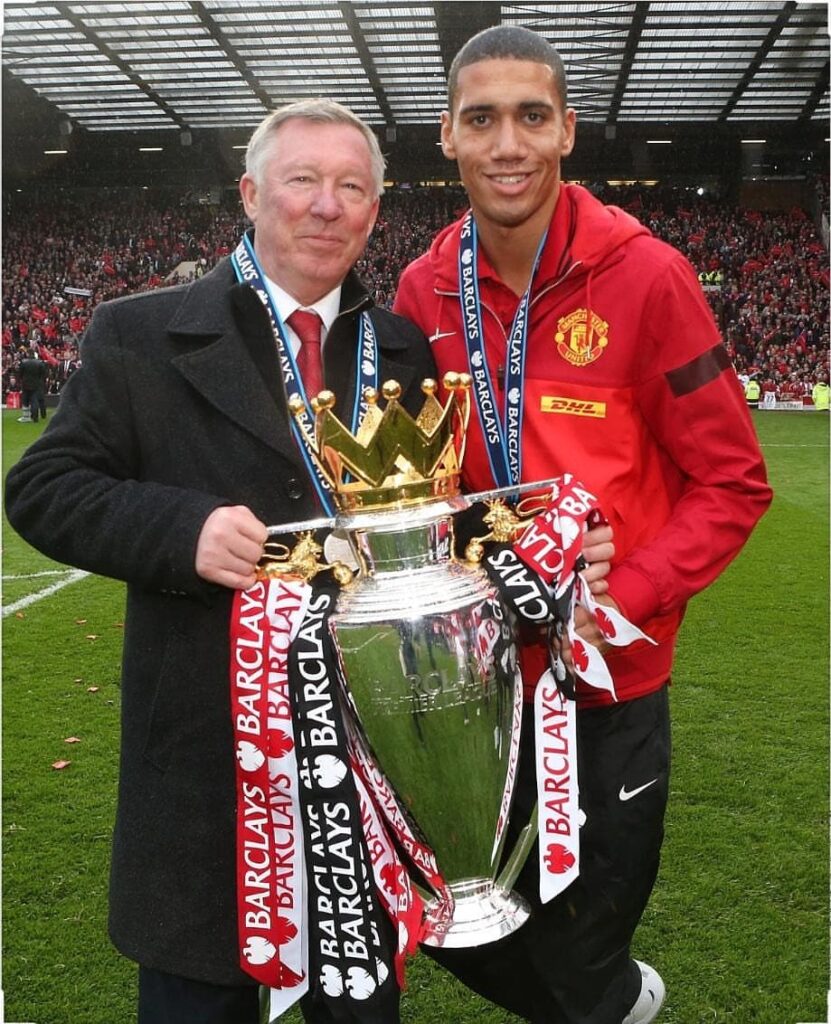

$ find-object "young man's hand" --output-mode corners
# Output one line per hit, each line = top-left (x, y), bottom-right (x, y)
(581, 523), (614, 595)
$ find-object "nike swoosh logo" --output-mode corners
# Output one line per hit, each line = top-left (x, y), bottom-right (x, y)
(619, 779), (658, 802)
(428, 330), (456, 342)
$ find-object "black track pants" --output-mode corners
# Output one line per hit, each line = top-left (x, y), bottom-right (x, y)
(425, 684), (671, 1024)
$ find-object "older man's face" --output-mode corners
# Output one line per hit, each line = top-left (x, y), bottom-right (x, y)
(240, 118), (379, 306)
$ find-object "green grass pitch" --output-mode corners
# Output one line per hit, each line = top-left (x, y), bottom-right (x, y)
(2, 408), (828, 1024)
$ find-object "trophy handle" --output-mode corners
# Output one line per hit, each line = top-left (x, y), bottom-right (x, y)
(263, 477), (560, 539)
(494, 804), (539, 896)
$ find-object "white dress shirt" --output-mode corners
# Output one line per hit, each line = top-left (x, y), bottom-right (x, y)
(264, 277), (342, 358)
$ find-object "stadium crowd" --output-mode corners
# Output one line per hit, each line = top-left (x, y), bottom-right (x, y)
(3, 182), (828, 405)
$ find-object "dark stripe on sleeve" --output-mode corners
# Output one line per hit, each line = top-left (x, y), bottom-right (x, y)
(665, 344), (732, 397)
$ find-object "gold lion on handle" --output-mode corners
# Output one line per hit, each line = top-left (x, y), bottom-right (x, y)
(258, 532), (353, 585)
(465, 499), (529, 563)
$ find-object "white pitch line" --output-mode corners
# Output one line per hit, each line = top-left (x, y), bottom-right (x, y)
(3, 569), (76, 580)
(3, 569), (90, 617)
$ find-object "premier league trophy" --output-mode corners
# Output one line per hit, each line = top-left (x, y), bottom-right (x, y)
(272, 374), (545, 949)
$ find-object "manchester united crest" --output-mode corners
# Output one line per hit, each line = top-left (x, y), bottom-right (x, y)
(555, 309), (609, 367)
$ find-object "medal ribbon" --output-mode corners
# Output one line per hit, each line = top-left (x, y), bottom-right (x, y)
(456, 212), (547, 489)
(231, 231), (378, 513)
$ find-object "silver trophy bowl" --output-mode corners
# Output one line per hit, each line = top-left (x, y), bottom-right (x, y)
(328, 497), (533, 948)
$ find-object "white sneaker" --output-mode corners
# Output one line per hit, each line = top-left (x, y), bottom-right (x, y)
(621, 960), (665, 1024)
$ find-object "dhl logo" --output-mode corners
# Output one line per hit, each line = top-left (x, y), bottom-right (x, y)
(540, 396), (607, 418)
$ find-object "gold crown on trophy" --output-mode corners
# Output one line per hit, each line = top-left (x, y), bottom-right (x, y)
(288, 373), (472, 510)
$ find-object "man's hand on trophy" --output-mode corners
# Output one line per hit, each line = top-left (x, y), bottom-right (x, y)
(552, 521), (615, 683)
(580, 523), (615, 595)
(570, 595), (621, 655)
(195, 505), (269, 589)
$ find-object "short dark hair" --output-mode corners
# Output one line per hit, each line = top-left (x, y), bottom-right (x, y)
(447, 25), (568, 113)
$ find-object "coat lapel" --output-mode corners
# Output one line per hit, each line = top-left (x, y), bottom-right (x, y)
(165, 261), (421, 462)
(167, 261), (300, 461)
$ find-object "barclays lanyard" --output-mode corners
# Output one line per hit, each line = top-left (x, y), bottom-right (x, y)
(457, 212), (548, 489)
(231, 230), (378, 515)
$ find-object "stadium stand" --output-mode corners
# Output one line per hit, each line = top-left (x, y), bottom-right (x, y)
(3, 182), (828, 406)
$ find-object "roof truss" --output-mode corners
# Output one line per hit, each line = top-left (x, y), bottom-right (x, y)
(2, 1), (828, 133)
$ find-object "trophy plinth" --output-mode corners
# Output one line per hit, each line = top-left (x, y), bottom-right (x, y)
(422, 879), (530, 948)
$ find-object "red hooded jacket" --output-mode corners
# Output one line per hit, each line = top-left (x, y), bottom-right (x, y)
(395, 184), (772, 706)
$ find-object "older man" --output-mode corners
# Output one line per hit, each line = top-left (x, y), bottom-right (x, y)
(5, 99), (435, 1024)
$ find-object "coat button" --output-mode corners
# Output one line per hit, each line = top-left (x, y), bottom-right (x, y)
(286, 477), (304, 500)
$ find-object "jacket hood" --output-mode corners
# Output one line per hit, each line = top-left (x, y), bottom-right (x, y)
(429, 183), (652, 292)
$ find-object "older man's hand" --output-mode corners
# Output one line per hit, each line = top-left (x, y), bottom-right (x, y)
(195, 505), (269, 590)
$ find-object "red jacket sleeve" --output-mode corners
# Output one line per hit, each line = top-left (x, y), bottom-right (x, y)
(606, 255), (773, 624)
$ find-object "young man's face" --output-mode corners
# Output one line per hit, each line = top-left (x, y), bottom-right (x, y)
(441, 58), (576, 236)
(240, 118), (379, 306)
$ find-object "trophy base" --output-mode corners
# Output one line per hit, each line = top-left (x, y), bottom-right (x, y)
(420, 878), (531, 948)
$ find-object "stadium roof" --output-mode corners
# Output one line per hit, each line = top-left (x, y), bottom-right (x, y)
(3, 2), (828, 188)
(3, 1), (828, 131)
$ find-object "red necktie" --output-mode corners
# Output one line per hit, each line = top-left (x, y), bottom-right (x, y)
(288, 309), (323, 398)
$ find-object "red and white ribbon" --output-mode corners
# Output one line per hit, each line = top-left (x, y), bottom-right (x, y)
(509, 474), (656, 903)
(230, 577), (310, 1004)
(534, 672), (580, 902)
(493, 666), (525, 863)
(352, 768), (424, 987)
(513, 474), (604, 593)
(349, 731), (446, 897)
(565, 575), (655, 702)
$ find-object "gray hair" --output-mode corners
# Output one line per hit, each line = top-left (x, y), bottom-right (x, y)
(448, 26), (568, 114)
(244, 98), (386, 197)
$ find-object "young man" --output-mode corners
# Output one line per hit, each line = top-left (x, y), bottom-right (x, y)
(395, 26), (772, 1024)
(5, 99), (435, 1024)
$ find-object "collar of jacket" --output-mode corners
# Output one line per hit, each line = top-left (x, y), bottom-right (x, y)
(164, 260), (369, 332)
(428, 183), (649, 296)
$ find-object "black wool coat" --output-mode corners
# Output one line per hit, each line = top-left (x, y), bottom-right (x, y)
(4, 258), (437, 984)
